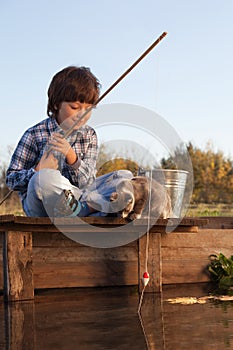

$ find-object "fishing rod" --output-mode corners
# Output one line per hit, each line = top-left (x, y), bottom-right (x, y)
(61, 31), (168, 139)
(0, 31), (168, 206)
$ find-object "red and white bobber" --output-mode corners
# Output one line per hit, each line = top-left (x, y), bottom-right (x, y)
(142, 271), (150, 286)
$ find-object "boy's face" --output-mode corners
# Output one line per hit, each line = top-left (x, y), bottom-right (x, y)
(56, 101), (93, 130)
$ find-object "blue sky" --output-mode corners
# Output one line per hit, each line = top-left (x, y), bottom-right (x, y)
(1, 0), (233, 163)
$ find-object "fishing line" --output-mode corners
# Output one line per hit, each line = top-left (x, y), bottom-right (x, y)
(137, 169), (153, 349)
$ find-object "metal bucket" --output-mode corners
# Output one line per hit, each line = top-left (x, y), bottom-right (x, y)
(138, 169), (188, 218)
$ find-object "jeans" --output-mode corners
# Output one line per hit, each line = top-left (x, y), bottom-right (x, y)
(23, 168), (133, 217)
(82, 170), (133, 215)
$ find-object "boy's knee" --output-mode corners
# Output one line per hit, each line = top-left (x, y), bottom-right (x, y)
(37, 169), (61, 187)
(116, 170), (134, 179)
(28, 169), (62, 199)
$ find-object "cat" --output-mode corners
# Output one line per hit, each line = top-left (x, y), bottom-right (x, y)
(109, 176), (172, 220)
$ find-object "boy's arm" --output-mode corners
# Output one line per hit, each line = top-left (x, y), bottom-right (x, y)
(6, 131), (39, 192)
(63, 128), (98, 189)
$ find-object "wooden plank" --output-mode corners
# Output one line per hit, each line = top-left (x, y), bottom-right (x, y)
(161, 245), (233, 260)
(3, 231), (34, 301)
(0, 215), (51, 225)
(150, 225), (199, 233)
(33, 261), (138, 289)
(0, 223), (60, 233)
(32, 231), (140, 248)
(2, 237), (139, 290)
(127, 217), (207, 227)
(0, 215), (207, 228)
(32, 231), (83, 247)
(139, 232), (162, 293)
(0, 214), (15, 223)
(161, 229), (233, 284)
(32, 244), (138, 289)
(162, 261), (210, 284)
(0, 220), (144, 234)
(161, 246), (213, 259)
(149, 233), (162, 293)
(32, 246), (138, 263)
(0, 215), (128, 227)
(199, 216), (233, 229)
(161, 229), (233, 248)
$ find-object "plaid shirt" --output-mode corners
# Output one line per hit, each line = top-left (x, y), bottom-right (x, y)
(6, 117), (98, 202)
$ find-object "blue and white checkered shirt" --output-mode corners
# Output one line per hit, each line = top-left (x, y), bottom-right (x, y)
(6, 117), (98, 202)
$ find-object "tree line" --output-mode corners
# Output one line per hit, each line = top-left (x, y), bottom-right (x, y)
(188, 143), (233, 203)
(97, 142), (233, 204)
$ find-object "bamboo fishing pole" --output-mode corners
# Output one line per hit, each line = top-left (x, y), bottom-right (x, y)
(63, 31), (167, 138)
(0, 31), (168, 206)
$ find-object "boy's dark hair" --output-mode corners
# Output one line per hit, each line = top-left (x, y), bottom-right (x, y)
(47, 66), (101, 117)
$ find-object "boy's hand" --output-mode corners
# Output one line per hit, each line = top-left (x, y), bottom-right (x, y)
(49, 133), (77, 165)
(35, 152), (58, 171)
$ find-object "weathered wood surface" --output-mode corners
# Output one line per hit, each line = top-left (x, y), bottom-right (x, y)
(2, 215), (233, 300)
(139, 232), (162, 293)
(3, 231), (34, 301)
(0, 214), (207, 230)
(33, 240), (138, 289)
(162, 228), (233, 284)
(199, 216), (233, 229)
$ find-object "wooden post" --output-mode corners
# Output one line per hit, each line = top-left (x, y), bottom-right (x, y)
(3, 231), (34, 301)
(139, 232), (162, 293)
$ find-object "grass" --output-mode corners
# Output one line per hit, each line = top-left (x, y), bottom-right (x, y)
(186, 203), (233, 217)
(0, 192), (24, 216)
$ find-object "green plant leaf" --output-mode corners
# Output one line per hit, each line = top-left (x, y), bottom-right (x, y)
(208, 253), (233, 291)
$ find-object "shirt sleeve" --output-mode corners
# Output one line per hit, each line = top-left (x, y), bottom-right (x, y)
(6, 130), (38, 192)
(62, 128), (98, 189)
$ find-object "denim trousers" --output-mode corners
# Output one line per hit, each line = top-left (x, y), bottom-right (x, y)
(23, 168), (133, 217)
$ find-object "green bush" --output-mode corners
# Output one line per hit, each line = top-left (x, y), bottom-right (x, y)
(208, 253), (233, 291)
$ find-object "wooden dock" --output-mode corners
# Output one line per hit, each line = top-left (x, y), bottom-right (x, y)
(0, 215), (233, 302)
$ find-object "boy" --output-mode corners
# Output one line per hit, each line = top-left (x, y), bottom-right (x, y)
(6, 66), (100, 217)
(6, 66), (132, 217)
